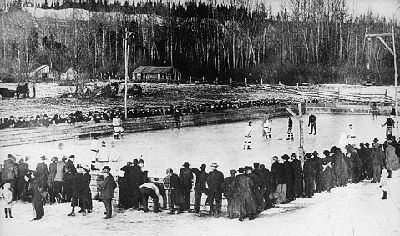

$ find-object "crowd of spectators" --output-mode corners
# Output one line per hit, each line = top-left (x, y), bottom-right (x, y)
(0, 98), (291, 130)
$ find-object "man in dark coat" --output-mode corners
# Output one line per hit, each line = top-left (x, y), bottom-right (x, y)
(312, 151), (323, 193)
(179, 162), (194, 212)
(371, 142), (384, 183)
(321, 159), (334, 192)
(365, 143), (373, 179)
(223, 169), (238, 218)
(30, 172), (44, 220)
(236, 167), (257, 221)
(346, 145), (362, 183)
(63, 155), (77, 202)
(48, 157), (58, 204)
(17, 158), (29, 200)
(260, 164), (273, 209)
(165, 168), (184, 214)
(206, 163), (224, 215)
(291, 153), (303, 198)
(248, 164), (265, 211)
(68, 168), (85, 216)
(192, 164), (208, 213)
(99, 166), (117, 219)
(303, 153), (316, 198)
(119, 162), (133, 209)
(36, 156), (49, 191)
(81, 166), (92, 213)
(282, 154), (294, 202)
(331, 146), (348, 187)
(131, 159), (143, 210)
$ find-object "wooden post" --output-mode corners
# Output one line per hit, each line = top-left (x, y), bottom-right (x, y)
(286, 103), (304, 165)
(124, 28), (128, 119)
(392, 26), (398, 137)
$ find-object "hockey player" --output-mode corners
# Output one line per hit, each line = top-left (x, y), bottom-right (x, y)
(244, 121), (252, 150)
(286, 116), (294, 140)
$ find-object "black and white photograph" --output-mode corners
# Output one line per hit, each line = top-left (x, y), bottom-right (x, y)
(0, 0), (399, 235)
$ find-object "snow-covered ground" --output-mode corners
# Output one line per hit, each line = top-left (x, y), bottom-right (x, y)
(0, 171), (399, 236)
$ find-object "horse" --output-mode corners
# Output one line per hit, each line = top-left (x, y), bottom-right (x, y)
(15, 83), (29, 99)
(0, 88), (15, 99)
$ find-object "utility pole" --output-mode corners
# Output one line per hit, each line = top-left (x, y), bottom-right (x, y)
(366, 28), (398, 136)
(124, 28), (133, 119)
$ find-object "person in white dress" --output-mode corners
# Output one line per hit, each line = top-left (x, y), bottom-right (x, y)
(0, 183), (14, 218)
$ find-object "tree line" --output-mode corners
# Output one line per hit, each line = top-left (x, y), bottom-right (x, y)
(0, 0), (399, 85)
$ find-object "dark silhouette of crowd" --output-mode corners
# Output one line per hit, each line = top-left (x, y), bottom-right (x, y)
(2, 135), (398, 221)
(0, 98), (290, 129)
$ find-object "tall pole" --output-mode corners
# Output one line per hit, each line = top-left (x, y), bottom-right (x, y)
(393, 26), (398, 136)
(124, 28), (128, 119)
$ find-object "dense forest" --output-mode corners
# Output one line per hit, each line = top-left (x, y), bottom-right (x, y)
(0, 0), (399, 85)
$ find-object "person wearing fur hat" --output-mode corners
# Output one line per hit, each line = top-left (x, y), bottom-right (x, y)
(206, 163), (224, 216)
(192, 164), (208, 213)
(1, 183), (14, 218)
(98, 166), (117, 219)
(179, 162), (193, 212)
(379, 168), (389, 199)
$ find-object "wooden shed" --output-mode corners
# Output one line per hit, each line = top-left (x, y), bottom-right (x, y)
(133, 66), (181, 83)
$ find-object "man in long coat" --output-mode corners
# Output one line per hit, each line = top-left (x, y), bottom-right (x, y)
(371, 142), (384, 183)
(206, 163), (224, 215)
(30, 172), (44, 220)
(99, 166), (117, 219)
(346, 145), (362, 183)
(119, 162), (133, 209)
(331, 147), (348, 187)
(236, 167), (257, 221)
(223, 169), (238, 218)
(260, 164), (273, 209)
(63, 155), (77, 202)
(385, 141), (399, 178)
(131, 159), (143, 209)
(312, 151), (323, 193)
(282, 154), (294, 201)
(291, 153), (303, 198)
(165, 168), (184, 214)
(248, 165), (265, 211)
(179, 162), (194, 212)
(303, 153), (316, 198)
(17, 158), (29, 200)
(48, 157), (58, 204)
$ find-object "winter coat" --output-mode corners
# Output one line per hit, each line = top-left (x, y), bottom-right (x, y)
(99, 174), (117, 200)
(303, 159), (316, 179)
(0, 187), (13, 208)
(206, 170), (224, 194)
(292, 159), (303, 196)
(234, 174), (257, 216)
(54, 161), (65, 182)
(192, 168), (208, 191)
(385, 145), (399, 171)
(64, 161), (76, 183)
(371, 148), (384, 166)
(17, 162), (29, 180)
(271, 162), (284, 185)
(332, 150), (348, 186)
(48, 162), (57, 187)
(2, 159), (18, 182)
(248, 173), (265, 211)
(169, 173), (184, 204)
(179, 167), (194, 190)
(72, 173), (85, 198)
(322, 166), (334, 191)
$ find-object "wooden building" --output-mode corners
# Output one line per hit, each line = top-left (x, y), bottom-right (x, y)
(133, 66), (181, 83)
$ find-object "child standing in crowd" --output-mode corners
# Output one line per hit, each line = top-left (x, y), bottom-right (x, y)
(379, 168), (388, 200)
(1, 183), (14, 218)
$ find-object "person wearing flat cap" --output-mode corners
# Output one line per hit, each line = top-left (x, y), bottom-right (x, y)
(99, 166), (117, 219)
(206, 163), (224, 216)
(179, 162), (194, 212)
(191, 164), (208, 213)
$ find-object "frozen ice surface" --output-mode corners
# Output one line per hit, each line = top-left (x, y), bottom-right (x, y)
(0, 114), (392, 176)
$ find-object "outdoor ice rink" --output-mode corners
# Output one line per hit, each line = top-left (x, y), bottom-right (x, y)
(0, 113), (391, 177)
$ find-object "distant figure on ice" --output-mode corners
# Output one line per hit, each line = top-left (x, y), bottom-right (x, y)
(112, 115), (124, 139)
(263, 118), (272, 139)
(379, 168), (388, 200)
(244, 121), (252, 150)
(382, 115), (395, 137)
(308, 113), (316, 135)
(286, 116), (294, 140)
(347, 124), (356, 140)
(90, 136), (100, 161)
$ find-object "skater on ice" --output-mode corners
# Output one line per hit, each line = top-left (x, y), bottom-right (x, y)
(244, 121), (252, 149)
(308, 113), (316, 135)
(382, 115), (395, 137)
(0, 183), (14, 218)
(286, 116), (294, 140)
(263, 118), (272, 139)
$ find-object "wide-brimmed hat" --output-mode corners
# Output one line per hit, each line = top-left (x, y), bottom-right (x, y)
(102, 166), (111, 171)
(210, 162), (219, 168)
(51, 157), (58, 162)
(230, 169), (237, 174)
(200, 164), (206, 169)
(281, 154), (290, 160)
(183, 162), (190, 168)
(291, 153), (297, 157)
(40, 155), (47, 161)
(373, 138), (379, 143)
(305, 153), (312, 158)
(253, 162), (260, 168)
